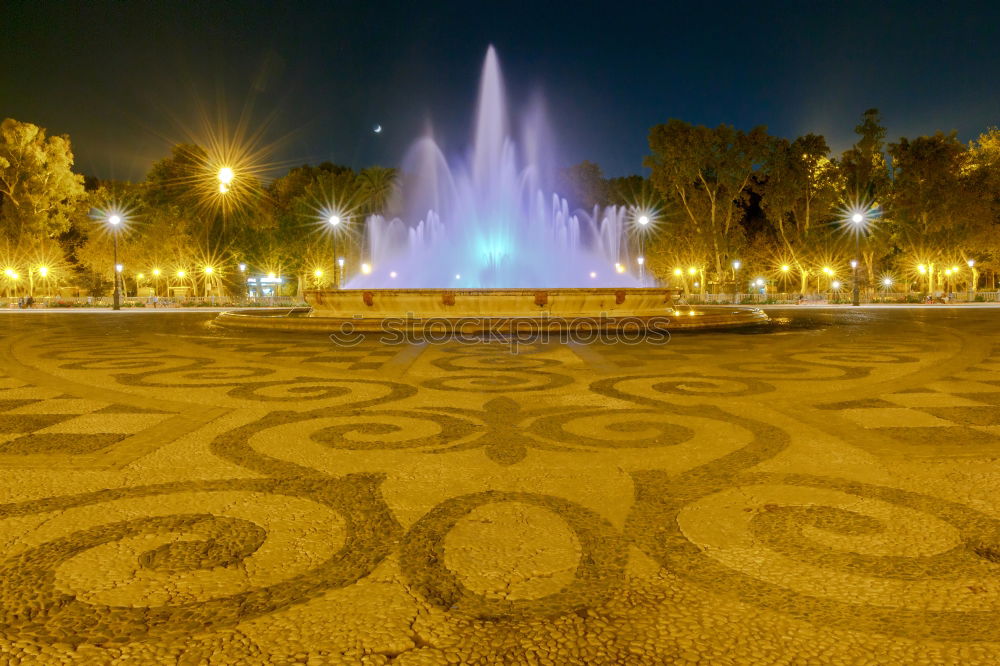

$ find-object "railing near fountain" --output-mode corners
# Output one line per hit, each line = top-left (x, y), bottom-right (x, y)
(2, 296), (305, 308)
(681, 292), (1000, 305)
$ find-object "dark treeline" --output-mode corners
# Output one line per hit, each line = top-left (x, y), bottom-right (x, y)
(561, 109), (1000, 295)
(2, 109), (999, 298)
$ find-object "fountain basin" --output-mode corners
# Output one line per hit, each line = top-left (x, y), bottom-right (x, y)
(213, 288), (769, 332)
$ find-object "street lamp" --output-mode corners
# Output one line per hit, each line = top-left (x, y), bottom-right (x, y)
(35, 265), (49, 299)
(218, 167), (234, 194)
(3, 268), (18, 301)
(326, 213), (345, 288)
(967, 259), (977, 301)
(107, 213), (122, 310)
(634, 212), (652, 285)
(822, 266), (834, 294)
(848, 209), (870, 306)
(203, 266), (215, 300)
(881, 276), (894, 296)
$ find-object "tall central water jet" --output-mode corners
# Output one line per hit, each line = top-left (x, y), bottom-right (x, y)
(348, 46), (638, 289)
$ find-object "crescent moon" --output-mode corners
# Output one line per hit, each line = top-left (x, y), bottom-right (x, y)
(373, 124), (382, 134)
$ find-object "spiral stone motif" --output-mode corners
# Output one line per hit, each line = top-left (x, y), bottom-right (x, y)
(0, 312), (998, 663)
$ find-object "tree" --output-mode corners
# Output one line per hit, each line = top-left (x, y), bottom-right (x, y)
(888, 132), (969, 261)
(839, 110), (891, 290)
(252, 164), (367, 297)
(760, 134), (840, 291)
(605, 175), (649, 207)
(357, 166), (398, 215)
(0, 118), (85, 246)
(645, 120), (770, 292)
(840, 109), (890, 202)
(966, 128), (1000, 286)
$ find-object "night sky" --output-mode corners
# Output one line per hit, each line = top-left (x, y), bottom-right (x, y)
(4, 1), (1000, 181)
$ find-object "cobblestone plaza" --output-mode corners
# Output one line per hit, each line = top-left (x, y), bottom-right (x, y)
(0, 309), (998, 664)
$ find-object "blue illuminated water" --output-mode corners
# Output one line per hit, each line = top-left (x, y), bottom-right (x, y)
(347, 46), (639, 289)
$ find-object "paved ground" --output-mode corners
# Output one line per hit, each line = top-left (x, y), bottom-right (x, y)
(0, 309), (998, 664)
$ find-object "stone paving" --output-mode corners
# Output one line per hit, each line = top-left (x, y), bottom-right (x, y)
(0, 309), (998, 664)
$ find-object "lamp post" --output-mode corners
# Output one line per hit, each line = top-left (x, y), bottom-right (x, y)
(327, 214), (342, 289)
(636, 213), (650, 286)
(36, 265), (49, 299)
(967, 259), (976, 302)
(850, 259), (859, 304)
(3, 268), (18, 302)
(203, 266), (214, 302)
(850, 212), (866, 306)
(688, 266), (698, 300)
(108, 214), (122, 310)
(218, 167), (234, 194)
(238, 263), (247, 302)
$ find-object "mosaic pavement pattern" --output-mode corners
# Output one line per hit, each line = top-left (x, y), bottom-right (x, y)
(0, 309), (998, 664)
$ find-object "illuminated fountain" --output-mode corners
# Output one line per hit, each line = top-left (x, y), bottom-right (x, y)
(217, 47), (767, 331)
(348, 46), (636, 289)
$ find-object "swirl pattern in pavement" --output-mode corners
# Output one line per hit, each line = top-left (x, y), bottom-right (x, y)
(0, 309), (997, 664)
